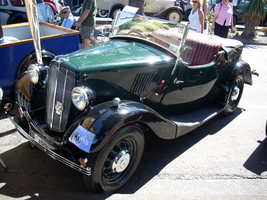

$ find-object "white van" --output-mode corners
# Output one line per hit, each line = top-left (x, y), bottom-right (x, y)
(97, 0), (183, 22)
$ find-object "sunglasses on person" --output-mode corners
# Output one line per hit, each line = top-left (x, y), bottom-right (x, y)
(62, 11), (69, 14)
(192, 1), (199, 3)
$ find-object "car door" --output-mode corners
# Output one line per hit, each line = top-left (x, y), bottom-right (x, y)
(160, 61), (219, 113)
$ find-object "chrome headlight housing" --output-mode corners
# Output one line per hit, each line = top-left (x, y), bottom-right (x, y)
(28, 64), (47, 85)
(28, 64), (40, 85)
(71, 87), (96, 110)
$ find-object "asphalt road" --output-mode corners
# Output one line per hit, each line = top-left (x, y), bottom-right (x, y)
(0, 44), (267, 200)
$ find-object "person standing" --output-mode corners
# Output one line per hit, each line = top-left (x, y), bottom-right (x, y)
(188, 0), (204, 33)
(74, 0), (98, 49)
(211, 0), (234, 38)
(60, 6), (75, 29)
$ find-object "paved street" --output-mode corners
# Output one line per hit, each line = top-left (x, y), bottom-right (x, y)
(0, 44), (267, 199)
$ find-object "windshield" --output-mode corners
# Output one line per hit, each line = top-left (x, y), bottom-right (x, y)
(110, 12), (188, 57)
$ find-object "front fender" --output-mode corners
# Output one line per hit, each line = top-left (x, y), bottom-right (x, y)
(17, 49), (56, 76)
(75, 101), (177, 153)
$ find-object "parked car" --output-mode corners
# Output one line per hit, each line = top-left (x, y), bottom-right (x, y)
(6, 12), (253, 192)
(0, 0), (59, 25)
(0, 21), (80, 99)
(95, 0), (183, 22)
(233, 0), (267, 26)
(175, 0), (192, 20)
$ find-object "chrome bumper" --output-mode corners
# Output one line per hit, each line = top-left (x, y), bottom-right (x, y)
(8, 115), (91, 176)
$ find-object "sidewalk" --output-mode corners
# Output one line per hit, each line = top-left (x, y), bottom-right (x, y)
(229, 27), (267, 45)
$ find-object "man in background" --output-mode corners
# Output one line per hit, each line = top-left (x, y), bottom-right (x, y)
(60, 6), (75, 29)
(74, 0), (98, 49)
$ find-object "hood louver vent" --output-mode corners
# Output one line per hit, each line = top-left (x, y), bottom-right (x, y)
(130, 72), (155, 94)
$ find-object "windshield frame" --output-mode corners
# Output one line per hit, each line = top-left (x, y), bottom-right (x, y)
(110, 13), (189, 58)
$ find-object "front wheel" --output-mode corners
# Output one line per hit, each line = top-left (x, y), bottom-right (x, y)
(84, 126), (145, 192)
(222, 75), (244, 116)
(166, 10), (182, 22)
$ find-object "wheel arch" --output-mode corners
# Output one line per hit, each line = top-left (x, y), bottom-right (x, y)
(79, 101), (177, 153)
(110, 3), (125, 11)
(109, 4), (126, 18)
(155, 6), (182, 18)
(215, 60), (252, 107)
(7, 12), (27, 24)
(227, 60), (252, 86)
(16, 49), (56, 77)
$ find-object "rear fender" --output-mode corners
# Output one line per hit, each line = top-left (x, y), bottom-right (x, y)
(155, 6), (182, 17)
(227, 60), (252, 86)
(216, 60), (252, 106)
(69, 101), (177, 153)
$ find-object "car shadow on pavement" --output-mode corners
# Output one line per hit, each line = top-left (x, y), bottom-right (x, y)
(243, 137), (267, 175)
(118, 107), (244, 193)
(0, 108), (243, 199)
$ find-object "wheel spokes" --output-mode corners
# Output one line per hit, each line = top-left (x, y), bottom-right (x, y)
(103, 139), (134, 181)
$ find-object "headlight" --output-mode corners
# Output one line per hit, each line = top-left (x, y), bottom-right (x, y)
(28, 64), (40, 84)
(71, 87), (95, 110)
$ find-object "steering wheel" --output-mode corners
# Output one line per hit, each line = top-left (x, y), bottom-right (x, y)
(127, 31), (147, 39)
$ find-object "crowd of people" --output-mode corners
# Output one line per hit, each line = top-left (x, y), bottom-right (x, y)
(59, 0), (234, 49)
(188, 0), (234, 38)
(1, 0), (235, 47)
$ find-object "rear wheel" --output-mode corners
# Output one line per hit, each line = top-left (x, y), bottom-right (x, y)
(98, 10), (109, 18)
(167, 10), (182, 22)
(110, 6), (124, 19)
(83, 126), (145, 192)
(223, 75), (244, 116)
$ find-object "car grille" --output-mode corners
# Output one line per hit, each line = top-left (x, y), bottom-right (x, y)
(46, 63), (75, 132)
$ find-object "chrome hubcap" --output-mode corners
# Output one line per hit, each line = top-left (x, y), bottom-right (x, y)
(230, 86), (240, 101)
(112, 150), (130, 173)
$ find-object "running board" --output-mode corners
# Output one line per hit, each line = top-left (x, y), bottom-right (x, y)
(164, 105), (224, 138)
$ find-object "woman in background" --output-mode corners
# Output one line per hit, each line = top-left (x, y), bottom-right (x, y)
(211, 0), (234, 38)
(188, 0), (204, 33)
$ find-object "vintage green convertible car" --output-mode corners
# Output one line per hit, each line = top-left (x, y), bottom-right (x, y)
(6, 13), (253, 192)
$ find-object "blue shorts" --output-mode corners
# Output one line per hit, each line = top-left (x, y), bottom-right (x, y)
(80, 26), (95, 40)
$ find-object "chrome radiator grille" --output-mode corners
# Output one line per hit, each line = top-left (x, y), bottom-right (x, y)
(46, 63), (75, 132)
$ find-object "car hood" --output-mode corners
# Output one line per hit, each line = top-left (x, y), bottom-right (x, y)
(58, 39), (175, 73)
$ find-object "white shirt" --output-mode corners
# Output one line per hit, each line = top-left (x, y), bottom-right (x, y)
(61, 14), (75, 29)
(188, 9), (201, 33)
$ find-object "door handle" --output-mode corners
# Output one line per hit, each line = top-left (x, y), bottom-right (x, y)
(173, 78), (184, 84)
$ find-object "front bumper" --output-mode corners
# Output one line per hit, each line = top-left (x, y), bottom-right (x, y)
(8, 114), (91, 176)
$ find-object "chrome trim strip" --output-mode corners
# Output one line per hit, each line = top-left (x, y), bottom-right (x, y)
(51, 64), (59, 128)
(8, 116), (91, 176)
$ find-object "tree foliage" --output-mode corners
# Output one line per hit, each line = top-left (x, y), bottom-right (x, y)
(241, 0), (265, 37)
